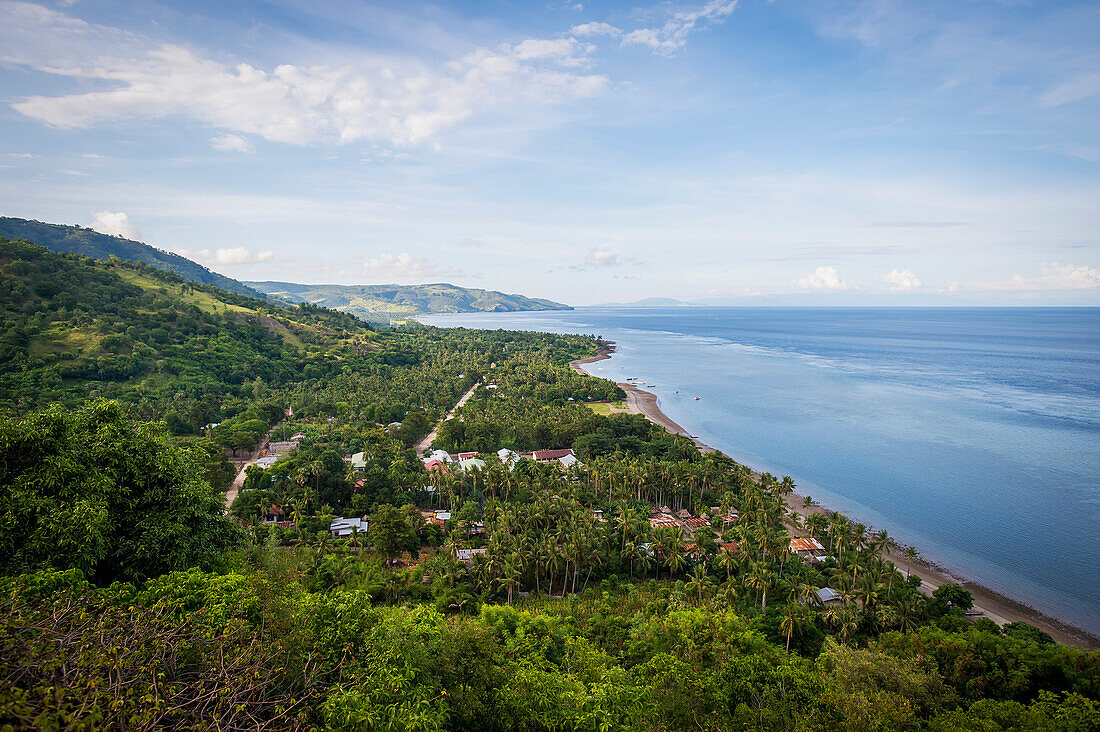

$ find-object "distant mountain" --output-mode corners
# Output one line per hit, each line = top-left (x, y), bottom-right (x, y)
(247, 281), (571, 321)
(0, 217), (264, 299)
(598, 297), (694, 307)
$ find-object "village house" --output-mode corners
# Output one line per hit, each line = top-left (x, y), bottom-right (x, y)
(558, 452), (582, 468)
(497, 448), (521, 469)
(455, 548), (487, 565)
(423, 458), (450, 474)
(429, 449), (454, 463)
(649, 511), (679, 529)
(533, 448), (575, 464)
(815, 587), (843, 606)
(254, 454), (279, 469)
(262, 504), (291, 526)
(790, 536), (829, 563)
(329, 516), (369, 538)
(680, 516), (711, 536)
(350, 451), (367, 472)
(420, 510), (450, 528)
(456, 457), (486, 473)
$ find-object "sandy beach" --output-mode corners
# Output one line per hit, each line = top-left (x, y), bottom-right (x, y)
(570, 345), (1100, 649)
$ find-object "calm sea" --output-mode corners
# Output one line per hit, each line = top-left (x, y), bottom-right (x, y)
(424, 307), (1100, 634)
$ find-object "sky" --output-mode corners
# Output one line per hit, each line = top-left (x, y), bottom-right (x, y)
(0, 0), (1098, 306)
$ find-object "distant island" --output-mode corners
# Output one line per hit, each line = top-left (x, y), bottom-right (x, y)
(598, 296), (695, 307)
(247, 280), (571, 322)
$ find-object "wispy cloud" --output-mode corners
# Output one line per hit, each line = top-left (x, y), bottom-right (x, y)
(175, 246), (275, 265)
(3, 3), (607, 148)
(210, 133), (252, 153)
(764, 244), (911, 262)
(570, 22), (622, 38)
(362, 252), (461, 282)
(584, 248), (644, 267)
(951, 262), (1100, 293)
(622, 0), (737, 56)
(865, 220), (968, 229)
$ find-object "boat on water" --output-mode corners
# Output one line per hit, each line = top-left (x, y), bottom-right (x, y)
(694, 396), (700, 400)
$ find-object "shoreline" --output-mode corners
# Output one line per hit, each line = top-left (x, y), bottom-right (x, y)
(570, 344), (1100, 649)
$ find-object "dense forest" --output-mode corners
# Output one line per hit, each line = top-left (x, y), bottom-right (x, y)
(0, 238), (1097, 730)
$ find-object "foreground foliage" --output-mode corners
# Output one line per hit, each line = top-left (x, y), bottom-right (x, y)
(1, 566), (1096, 731)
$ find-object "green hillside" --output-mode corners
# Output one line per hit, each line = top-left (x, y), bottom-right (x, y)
(0, 216), (265, 298)
(0, 236), (603, 456)
(248, 280), (571, 321)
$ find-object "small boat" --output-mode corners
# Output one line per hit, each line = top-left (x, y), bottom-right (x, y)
(694, 396), (700, 400)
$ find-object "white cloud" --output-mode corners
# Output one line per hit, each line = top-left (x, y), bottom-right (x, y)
(881, 267), (922, 291)
(210, 133), (252, 152)
(586, 248), (621, 266)
(2, 3), (608, 148)
(90, 211), (141, 240)
(512, 38), (586, 63)
(952, 263), (1100, 293)
(622, 0), (737, 56)
(210, 247), (274, 265)
(570, 22), (622, 38)
(793, 265), (852, 291)
(363, 252), (460, 282)
(175, 246), (274, 265)
(584, 248), (644, 267)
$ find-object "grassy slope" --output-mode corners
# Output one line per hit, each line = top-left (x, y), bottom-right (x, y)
(0, 217), (266, 299)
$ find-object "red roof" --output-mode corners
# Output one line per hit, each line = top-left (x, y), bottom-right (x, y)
(649, 515), (679, 528)
(457, 451), (480, 459)
(424, 459), (449, 473)
(790, 537), (825, 553)
(682, 517), (710, 529)
(533, 449), (575, 460)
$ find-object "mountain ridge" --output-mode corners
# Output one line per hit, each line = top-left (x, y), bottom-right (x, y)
(247, 280), (571, 322)
(0, 216), (266, 299)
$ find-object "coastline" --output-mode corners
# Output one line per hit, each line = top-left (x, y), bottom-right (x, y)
(570, 344), (1100, 650)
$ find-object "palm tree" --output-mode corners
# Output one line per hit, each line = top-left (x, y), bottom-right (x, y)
(716, 546), (739, 581)
(902, 545), (919, 580)
(500, 554), (520, 605)
(744, 562), (773, 616)
(780, 607), (805, 653)
(720, 580), (739, 608)
(686, 564), (714, 604)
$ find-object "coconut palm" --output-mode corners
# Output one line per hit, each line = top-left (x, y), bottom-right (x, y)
(902, 545), (919, 580)
(780, 606), (806, 653)
(744, 562), (773, 616)
(686, 564), (714, 604)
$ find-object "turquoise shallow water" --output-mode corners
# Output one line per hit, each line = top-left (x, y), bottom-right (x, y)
(423, 307), (1100, 635)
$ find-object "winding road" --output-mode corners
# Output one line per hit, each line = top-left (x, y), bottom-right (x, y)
(414, 380), (481, 454)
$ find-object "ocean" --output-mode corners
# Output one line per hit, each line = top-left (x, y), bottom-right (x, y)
(422, 307), (1100, 635)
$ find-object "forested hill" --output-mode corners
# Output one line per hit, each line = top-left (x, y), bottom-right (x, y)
(0, 216), (264, 298)
(247, 280), (571, 321)
(0, 235), (607, 458)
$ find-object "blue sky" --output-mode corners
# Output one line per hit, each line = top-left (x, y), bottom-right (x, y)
(1, 0), (1097, 305)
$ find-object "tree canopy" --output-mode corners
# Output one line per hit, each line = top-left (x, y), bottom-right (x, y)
(0, 400), (244, 584)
